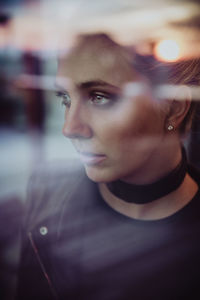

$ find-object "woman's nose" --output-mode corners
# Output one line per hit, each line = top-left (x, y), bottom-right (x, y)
(62, 104), (92, 139)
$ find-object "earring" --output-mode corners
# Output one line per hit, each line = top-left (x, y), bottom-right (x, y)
(167, 125), (174, 131)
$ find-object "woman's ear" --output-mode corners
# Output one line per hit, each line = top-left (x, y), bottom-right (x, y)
(165, 85), (192, 131)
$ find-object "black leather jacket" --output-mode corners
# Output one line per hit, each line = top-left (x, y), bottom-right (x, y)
(16, 161), (89, 300)
(16, 162), (200, 300)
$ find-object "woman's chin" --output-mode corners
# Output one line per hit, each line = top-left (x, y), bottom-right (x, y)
(84, 166), (114, 183)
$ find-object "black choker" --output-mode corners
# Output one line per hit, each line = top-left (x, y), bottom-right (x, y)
(106, 148), (187, 204)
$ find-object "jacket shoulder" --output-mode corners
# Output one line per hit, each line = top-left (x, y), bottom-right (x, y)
(24, 159), (85, 230)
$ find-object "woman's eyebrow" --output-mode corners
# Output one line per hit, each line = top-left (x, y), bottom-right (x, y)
(54, 80), (121, 94)
(78, 80), (120, 91)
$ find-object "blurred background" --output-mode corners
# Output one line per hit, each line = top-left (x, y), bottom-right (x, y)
(0, 0), (200, 299)
(1, 0), (200, 200)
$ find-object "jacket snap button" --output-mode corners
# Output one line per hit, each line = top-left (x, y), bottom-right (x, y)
(39, 226), (48, 235)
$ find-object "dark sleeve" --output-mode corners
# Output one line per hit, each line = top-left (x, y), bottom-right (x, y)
(16, 235), (55, 300)
(15, 169), (56, 300)
(15, 161), (84, 300)
(0, 196), (23, 300)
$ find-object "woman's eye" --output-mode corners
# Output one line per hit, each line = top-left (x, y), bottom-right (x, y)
(56, 92), (71, 107)
(89, 93), (113, 106)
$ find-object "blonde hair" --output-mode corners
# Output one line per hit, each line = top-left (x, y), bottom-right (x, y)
(71, 33), (200, 133)
(129, 53), (200, 134)
(166, 59), (200, 133)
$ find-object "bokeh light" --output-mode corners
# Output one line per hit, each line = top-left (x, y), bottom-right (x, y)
(154, 39), (181, 62)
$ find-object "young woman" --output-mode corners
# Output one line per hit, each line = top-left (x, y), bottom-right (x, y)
(16, 34), (200, 300)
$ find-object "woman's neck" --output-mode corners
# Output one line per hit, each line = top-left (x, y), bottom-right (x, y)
(99, 174), (198, 220)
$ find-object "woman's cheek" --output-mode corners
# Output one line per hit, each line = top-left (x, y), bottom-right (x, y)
(90, 97), (159, 141)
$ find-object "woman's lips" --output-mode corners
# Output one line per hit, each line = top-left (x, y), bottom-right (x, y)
(79, 152), (106, 165)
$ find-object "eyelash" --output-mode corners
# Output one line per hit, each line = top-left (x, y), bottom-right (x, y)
(56, 91), (117, 108)
(89, 92), (116, 106)
(56, 91), (71, 107)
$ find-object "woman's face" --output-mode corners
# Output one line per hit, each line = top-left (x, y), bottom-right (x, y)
(57, 41), (168, 184)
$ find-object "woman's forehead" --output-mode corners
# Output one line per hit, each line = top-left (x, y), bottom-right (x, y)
(57, 41), (141, 88)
